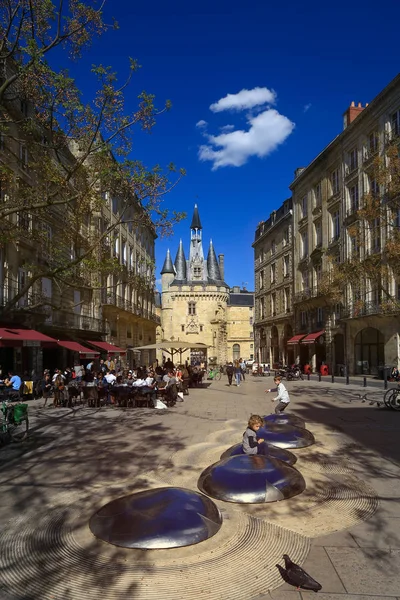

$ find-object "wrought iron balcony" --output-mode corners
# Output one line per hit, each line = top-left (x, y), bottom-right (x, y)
(341, 301), (400, 319)
(51, 310), (107, 333)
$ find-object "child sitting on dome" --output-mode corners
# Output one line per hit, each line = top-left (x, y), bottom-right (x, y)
(242, 414), (269, 456)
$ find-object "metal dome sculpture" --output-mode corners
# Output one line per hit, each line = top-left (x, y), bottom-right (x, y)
(198, 455), (306, 504)
(263, 414), (306, 429)
(220, 443), (297, 465)
(257, 424), (315, 449)
(89, 487), (222, 549)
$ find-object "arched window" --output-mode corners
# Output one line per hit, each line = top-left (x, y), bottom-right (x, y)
(233, 344), (240, 360)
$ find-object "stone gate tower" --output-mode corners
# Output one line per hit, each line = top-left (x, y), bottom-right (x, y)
(160, 205), (230, 365)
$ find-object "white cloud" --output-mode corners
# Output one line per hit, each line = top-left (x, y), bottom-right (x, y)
(210, 87), (276, 113)
(303, 103), (312, 113)
(198, 108), (294, 170)
(196, 119), (208, 128)
(220, 124), (235, 132)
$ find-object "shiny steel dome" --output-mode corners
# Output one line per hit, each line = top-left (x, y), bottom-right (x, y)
(89, 487), (222, 549)
(198, 455), (306, 503)
(220, 443), (297, 465)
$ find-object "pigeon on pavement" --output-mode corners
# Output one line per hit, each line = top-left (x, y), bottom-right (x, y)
(276, 554), (322, 592)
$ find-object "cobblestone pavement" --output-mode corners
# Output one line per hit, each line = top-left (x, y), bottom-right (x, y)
(0, 376), (399, 600)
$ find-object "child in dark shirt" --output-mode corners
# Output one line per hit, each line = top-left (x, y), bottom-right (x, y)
(242, 414), (269, 456)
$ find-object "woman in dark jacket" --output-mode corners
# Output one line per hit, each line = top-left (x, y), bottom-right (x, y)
(41, 374), (53, 407)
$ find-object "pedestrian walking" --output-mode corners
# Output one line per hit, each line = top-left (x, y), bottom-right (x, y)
(226, 362), (234, 386)
(233, 359), (241, 387)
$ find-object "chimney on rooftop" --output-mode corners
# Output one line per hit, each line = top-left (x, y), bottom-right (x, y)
(343, 100), (365, 129)
(218, 254), (224, 281)
(294, 167), (305, 178)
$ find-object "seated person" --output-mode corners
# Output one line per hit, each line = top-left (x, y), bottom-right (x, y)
(104, 370), (117, 385)
(132, 373), (157, 400)
(163, 370), (177, 386)
(5, 371), (22, 399)
(242, 415), (269, 456)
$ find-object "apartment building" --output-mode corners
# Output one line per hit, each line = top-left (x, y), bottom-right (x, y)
(290, 74), (400, 375)
(253, 198), (294, 366)
(0, 87), (159, 373)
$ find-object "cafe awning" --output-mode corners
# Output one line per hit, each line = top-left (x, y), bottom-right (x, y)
(86, 341), (126, 354)
(57, 341), (100, 355)
(287, 334), (306, 345)
(0, 328), (56, 346)
(301, 330), (325, 344)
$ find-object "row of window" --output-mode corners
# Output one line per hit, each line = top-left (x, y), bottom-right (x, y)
(298, 204), (396, 260)
(259, 255), (291, 288)
(300, 174), (380, 221)
(257, 228), (290, 263)
(259, 288), (291, 319)
(298, 109), (400, 218)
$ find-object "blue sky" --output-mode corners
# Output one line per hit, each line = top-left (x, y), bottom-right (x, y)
(68, 0), (400, 290)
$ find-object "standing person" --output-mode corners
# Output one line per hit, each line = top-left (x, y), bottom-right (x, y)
(265, 376), (290, 413)
(226, 362), (234, 386)
(41, 373), (53, 408)
(53, 371), (65, 407)
(74, 363), (83, 382)
(105, 355), (115, 372)
(239, 358), (246, 382)
(242, 415), (269, 456)
(233, 359), (241, 387)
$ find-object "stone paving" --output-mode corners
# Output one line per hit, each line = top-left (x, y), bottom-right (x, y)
(0, 376), (399, 600)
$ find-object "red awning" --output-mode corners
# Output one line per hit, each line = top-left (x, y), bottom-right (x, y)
(0, 328), (56, 345)
(57, 341), (100, 355)
(86, 341), (126, 354)
(287, 334), (306, 345)
(301, 330), (325, 344)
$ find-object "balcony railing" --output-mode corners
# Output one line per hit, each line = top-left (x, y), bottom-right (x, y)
(51, 310), (108, 333)
(294, 286), (326, 303)
(101, 290), (160, 323)
(341, 301), (400, 319)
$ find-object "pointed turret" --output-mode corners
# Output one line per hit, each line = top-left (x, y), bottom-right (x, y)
(160, 249), (174, 274)
(190, 204), (202, 230)
(207, 239), (222, 281)
(174, 239), (187, 280)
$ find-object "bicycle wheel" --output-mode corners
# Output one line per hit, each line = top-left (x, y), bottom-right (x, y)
(389, 390), (400, 411)
(383, 388), (395, 407)
(8, 416), (29, 442)
(214, 371), (221, 381)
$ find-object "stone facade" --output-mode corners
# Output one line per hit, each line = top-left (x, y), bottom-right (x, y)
(289, 74), (400, 375)
(160, 206), (254, 365)
(253, 198), (294, 367)
(0, 87), (159, 373)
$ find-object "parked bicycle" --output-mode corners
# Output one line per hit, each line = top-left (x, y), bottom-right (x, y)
(383, 385), (400, 411)
(207, 367), (221, 381)
(1, 400), (29, 442)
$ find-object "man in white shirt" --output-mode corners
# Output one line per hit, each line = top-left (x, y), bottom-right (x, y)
(105, 371), (116, 385)
(52, 369), (65, 383)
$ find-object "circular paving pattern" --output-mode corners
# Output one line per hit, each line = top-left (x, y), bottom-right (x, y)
(232, 466), (379, 537)
(198, 455), (306, 503)
(220, 443), (297, 465)
(0, 488), (310, 600)
(89, 487), (222, 549)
